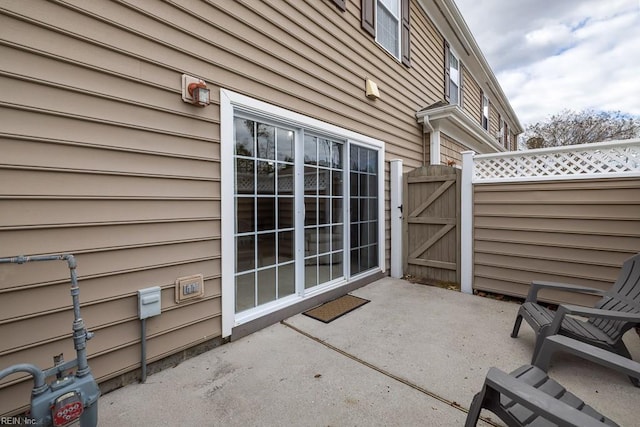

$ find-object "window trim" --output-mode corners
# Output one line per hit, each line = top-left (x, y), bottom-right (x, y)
(482, 94), (489, 131)
(448, 47), (461, 106)
(330, 0), (346, 11)
(220, 89), (385, 337)
(375, 0), (401, 60)
(362, 0), (411, 66)
(504, 122), (509, 149)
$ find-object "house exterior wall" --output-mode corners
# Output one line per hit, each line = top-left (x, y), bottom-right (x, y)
(0, 0), (459, 414)
(440, 133), (465, 166)
(411, 0), (446, 104)
(473, 178), (640, 305)
(489, 103), (500, 140)
(461, 66), (482, 127)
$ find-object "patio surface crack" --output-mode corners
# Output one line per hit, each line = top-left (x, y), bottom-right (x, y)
(281, 320), (501, 427)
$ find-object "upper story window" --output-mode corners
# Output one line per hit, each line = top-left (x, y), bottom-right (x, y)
(498, 116), (505, 146)
(444, 42), (460, 105)
(504, 122), (510, 149)
(361, 0), (411, 66)
(482, 95), (489, 130)
(448, 50), (460, 105)
(376, 0), (400, 58)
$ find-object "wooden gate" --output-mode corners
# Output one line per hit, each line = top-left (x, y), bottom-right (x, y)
(403, 165), (461, 284)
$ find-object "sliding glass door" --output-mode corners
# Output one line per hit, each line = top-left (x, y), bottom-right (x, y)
(233, 118), (296, 313)
(303, 134), (345, 290)
(232, 115), (380, 315)
(349, 145), (379, 275)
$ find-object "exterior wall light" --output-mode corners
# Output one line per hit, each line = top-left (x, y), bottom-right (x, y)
(189, 82), (210, 107)
(181, 74), (210, 107)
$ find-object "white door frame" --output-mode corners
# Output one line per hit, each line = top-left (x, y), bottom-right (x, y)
(220, 89), (385, 337)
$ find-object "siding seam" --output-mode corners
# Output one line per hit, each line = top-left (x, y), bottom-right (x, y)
(0, 102), (218, 142)
(474, 263), (613, 284)
(0, 276), (222, 324)
(0, 133), (220, 162)
(0, 165), (220, 182)
(475, 250), (622, 269)
(0, 314), (222, 389)
(0, 217), (221, 231)
(0, 256), (222, 294)
(0, 71), (218, 124)
(474, 224), (640, 237)
(475, 238), (636, 254)
(0, 295), (222, 354)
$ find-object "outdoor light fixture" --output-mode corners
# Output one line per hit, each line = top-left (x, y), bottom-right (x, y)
(188, 81), (210, 107)
(181, 74), (210, 107)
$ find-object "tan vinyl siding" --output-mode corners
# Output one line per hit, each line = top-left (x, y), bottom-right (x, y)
(0, 0), (446, 413)
(461, 66), (481, 126)
(510, 132), (518, 151)
(408, 0), (446, 104)
(489, 103), (500, 138)
(440, 134), (465, 166)
(473, 178), (640, 305)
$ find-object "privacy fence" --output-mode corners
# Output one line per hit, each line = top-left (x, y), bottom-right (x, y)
(461, 139), (640, 306)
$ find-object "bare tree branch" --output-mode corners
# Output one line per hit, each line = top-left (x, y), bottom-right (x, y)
(525, 110), (640, 149)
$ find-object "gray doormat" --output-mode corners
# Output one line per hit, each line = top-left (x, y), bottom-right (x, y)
(303, 295), (370, 323)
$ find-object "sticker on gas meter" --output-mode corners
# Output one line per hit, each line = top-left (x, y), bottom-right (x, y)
(52, 391), (83, 426)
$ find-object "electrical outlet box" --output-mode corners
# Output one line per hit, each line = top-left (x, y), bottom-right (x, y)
(138, 286), (161, 319)
(175, 274), (205, 303)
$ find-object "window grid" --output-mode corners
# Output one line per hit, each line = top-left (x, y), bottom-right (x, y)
(449, 51), (460, 105)
(349, 145), (379, 275)
(376, 0), (400, 58)
(233, 116), (380, 314)
(233, 118), (296, 313)
(482, 95), (489, 131)
(303, 135), (345, 289)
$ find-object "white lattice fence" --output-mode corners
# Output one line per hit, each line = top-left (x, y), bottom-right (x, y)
(472, 139), (640, 183)
(459, 138), (640, 295)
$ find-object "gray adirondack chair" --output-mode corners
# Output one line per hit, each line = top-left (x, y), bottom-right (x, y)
(511, 253), (640, 386)
(465, 335), (640, 427)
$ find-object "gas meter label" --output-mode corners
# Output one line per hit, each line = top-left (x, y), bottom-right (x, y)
(52, 392), (83, 427)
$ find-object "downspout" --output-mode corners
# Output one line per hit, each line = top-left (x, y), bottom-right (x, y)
(460, 151), (475, 294)
(430, 126), (441, 165)
(420, 115), (438, 166)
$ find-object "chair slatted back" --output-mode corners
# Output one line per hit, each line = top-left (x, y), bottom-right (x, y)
(590, 254), (640, 341)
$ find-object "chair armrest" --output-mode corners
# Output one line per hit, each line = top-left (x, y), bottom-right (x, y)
(535, 335), (640, 382)
(546, 305), (640, 338)
(484, 367), (607, 427)
(559, 304), (640, 323)
(525, 281), (606, 303)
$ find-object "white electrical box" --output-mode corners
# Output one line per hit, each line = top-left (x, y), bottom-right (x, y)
(138, 286), (161, 319)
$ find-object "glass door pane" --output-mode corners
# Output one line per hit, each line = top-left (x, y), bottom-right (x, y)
(303, 135), (345, 289)
(233, 117), (296, 313)
(349, 145), (378, 275)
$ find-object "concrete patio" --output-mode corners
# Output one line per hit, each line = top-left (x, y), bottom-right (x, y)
(98, 277), (640, 426)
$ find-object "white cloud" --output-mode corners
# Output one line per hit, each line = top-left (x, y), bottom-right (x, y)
(454, 0), (640, 126)
(525, 24), (573, 48)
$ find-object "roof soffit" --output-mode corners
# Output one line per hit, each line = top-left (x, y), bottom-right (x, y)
(416, 105), (505, 153)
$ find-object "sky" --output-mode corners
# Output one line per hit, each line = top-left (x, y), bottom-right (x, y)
(454, 0), (640, 128)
